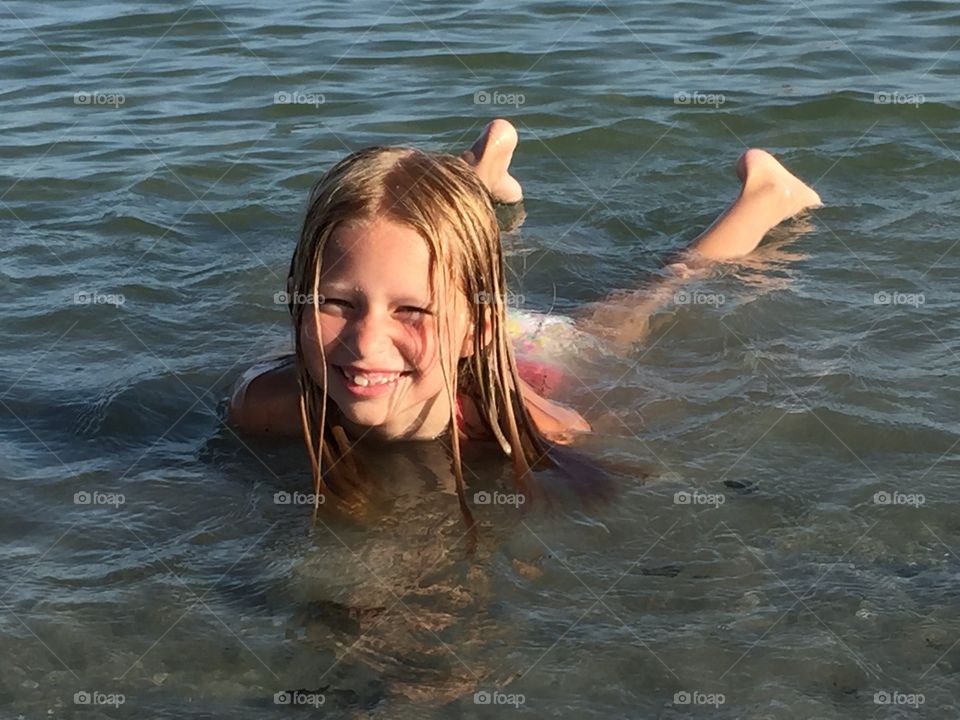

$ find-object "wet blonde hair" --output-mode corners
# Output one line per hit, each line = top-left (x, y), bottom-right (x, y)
(287, 146), (555, 525)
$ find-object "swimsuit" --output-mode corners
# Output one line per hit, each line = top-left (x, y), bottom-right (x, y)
(504, 308), (585, 396)
(505, 308), (582, 359)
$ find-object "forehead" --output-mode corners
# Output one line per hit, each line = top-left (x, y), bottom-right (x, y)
(321, 217), (448, 295)
(326, 217), (427, 262)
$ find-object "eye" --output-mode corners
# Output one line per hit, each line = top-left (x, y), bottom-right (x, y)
(397, 306), (432, 318)
(319, 297), (352, 313)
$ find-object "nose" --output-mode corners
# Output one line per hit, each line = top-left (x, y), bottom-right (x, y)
(344, 308), (391, 359)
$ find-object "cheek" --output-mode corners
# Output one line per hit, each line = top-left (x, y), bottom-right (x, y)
(297, 315), (339, 373)
(408, 323), (468, 391)
(403, 321), (443, 375)
(297, 313), (445, 379)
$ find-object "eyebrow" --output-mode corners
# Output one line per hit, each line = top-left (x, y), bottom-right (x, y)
(317, 282), (359, 295)
(318, 284), (433, 306)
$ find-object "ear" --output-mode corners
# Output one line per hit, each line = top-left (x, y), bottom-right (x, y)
(459, 306), (493, 358)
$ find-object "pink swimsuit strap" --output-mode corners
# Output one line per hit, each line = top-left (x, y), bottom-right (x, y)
(455, 393), (467, 434)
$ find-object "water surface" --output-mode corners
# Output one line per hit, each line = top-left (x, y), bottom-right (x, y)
(2, 0), (959, 717)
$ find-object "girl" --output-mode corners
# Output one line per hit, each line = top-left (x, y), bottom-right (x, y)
(229, 119), (821, 513)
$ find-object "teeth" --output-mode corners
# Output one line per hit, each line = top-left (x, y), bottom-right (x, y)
(343, 369), (403, 386)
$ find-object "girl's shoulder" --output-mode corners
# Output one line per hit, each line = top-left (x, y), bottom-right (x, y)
(228, 354), (301, 435)
(454, 392), (492, 440)
(228, 354), (590, 443)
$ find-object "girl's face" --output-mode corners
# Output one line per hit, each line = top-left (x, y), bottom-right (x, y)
(299, 216), (474, 440)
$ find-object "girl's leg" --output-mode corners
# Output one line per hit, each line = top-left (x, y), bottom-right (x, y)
(684, 149), (822, 262)
(461, 123), (823, 345)
(462, 124), (821, 256)
(461, 119), (523, 204)
(579, 150), (822, 346)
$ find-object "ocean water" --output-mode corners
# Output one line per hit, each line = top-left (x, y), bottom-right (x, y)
(2, 0), (959, 717)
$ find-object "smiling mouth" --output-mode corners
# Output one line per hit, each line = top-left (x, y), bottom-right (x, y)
(335, 365), (414, 387)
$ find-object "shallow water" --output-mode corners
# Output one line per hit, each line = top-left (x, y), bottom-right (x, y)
(2, 0), (960, 717)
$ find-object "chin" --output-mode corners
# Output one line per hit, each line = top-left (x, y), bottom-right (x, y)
(331, 400), (388, 429)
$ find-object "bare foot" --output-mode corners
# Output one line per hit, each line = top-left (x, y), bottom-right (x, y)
(736, 149), (822, 223)
(686, 149), (823, 261)
(462, 119), (523, 203)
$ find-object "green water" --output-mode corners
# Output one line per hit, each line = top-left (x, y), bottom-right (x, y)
(2, 1), (959, 718)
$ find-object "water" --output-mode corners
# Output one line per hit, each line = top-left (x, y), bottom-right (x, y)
(2, 0), (959, 717)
